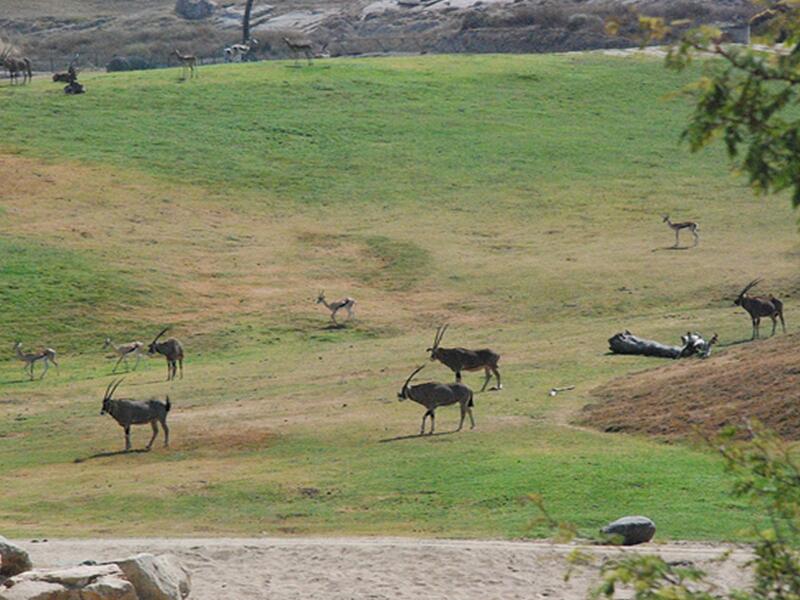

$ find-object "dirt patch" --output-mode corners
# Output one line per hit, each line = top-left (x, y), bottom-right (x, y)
(579, 333), (800, 440)
(178, 426), (274, 453)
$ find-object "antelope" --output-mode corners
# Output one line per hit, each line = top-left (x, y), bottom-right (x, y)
(1, 46), (32, 85)
(100, 378), (170, 451)
(734, 279), (786, 339)
(283, 36), (314, 65)
(662, 215), (699, 247)
(172, 49), (198, 79)
(427, 325), (502, 392)
(103, 337), (144, 372)
(224, 38), (258, 62)
(13, 342), (58, 380)
(147, 327), (184, 381)
(397, 364), (475, 435)
(316, 291), (356, 325)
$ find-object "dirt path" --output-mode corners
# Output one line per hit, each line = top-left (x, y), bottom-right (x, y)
(15, 537), (752, 599)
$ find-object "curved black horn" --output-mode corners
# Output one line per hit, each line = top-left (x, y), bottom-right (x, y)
(151, 327), (170, 345)
(103, 379), (116, 400)
(739, 279), (761, 297)
(107, 377), (125, 400)
(436, 323), (449, 347)
(402, 364), (426, 391)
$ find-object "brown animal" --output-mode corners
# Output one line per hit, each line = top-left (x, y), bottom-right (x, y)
(100, 378), (171, 451)
(427, 325), (502, 392)
(1, 46), (32, 85)
(147, 327), (184, 380)
(397, 364), (475, 435)
(172, 49), (198, 79)
(734, 279), (786, 339)
(662, 215), (699, 247)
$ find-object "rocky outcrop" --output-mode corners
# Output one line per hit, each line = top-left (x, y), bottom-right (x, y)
(0, 564), (137, 600)
(105, 554), (190, 600)
(0, 538), (32, 578)
(175, 0), (216, 20)
(601, 516), (656, 546)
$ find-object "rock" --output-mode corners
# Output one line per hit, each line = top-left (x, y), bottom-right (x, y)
(105, 555), (189, 600)
(174, 0), (216, 20)
(0, 537), (32, 577)
(601, 516), (656, 546)
(0, 564), (137, 600)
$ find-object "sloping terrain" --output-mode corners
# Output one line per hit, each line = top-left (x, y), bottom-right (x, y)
(581, 333), (800, 440)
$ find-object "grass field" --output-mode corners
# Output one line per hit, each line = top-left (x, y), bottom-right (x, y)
(0, 54), (797, 541)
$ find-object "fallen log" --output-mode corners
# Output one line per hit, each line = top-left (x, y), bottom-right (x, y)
(608, 330), (716, 359)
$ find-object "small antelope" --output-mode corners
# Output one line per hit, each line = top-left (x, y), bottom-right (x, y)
(103, 337), (144, 372)
(316, 291), (356, 325)
(427, 325), (502, 392)
(734, 279), (786, 339)
(283, 36), (314, 65)
(100, 378), (170, 451)
(147, 327), (184, 381)
(172, 49), (198, 79)
(14, 342), (58, 380)
(1, 46), (32, 85)
(397, 364), (475, 435)
(662, 214), (699, 247)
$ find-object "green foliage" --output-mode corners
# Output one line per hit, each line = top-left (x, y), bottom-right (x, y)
(662, 6), (800, 205)
(590, 425), (800, 598)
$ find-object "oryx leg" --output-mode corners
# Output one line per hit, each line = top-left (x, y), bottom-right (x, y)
(146, 421), (159, 450)
(161, 419), (170, 447)
(166, 360), (172, 381)
(468, 406), (475, 429)
(455, 370), (462, 384)
(770, 315), (778, 336)
(458, 403), (467, 431)
(780, 312), (787, 333)
(124, 426), (132, 451)
(429, 410), (435, 435)
(492, 367), (502, 390)
(420, 410), (431, 435)
(480, 368), (492, 392)
(178, 358), (183, 379)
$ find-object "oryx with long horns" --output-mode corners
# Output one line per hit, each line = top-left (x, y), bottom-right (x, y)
(397, 364), (475, 435)
(147, 327), (184, 380)
(734, 279), (786, 339)
(427, 324), (502, 391)
(100, 378), (171, 451)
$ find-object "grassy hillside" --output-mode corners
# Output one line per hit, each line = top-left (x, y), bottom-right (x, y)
(0, 54), (796, 540)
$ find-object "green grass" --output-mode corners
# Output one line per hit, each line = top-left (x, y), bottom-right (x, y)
(0, 53), (796, 541)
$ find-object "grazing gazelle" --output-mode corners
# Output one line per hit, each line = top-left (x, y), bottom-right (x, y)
(397, 364), (475, 435)
(147, 327), (184, 381)
(316, 291), (356, 325)
(427, 324), (502, 392)
(172, 49), (198, 79)
(100, 378), (170, 452)
(734, 279), (786, 339)
(103, 337), (144, 372)
(662, 214), (700, 247)
(14, 342), (58, 380)
(283, 36), (314, 65)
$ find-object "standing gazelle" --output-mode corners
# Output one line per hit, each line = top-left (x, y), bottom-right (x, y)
(14, 342), (58, 380)
(316, 291), (356, 325)
(662, 215), (700, 247)
(427, 325), (502, 392)
(397, 364), (475, 435)
(172, 49), (198, 79)
(103, 337), (144, 372)
(147, 327), (184, 381)
(283, 36), (314, 65)
(734, 279), (786, 339)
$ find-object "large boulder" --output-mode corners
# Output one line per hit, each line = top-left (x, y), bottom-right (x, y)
(0, 538), (32, 577)
(105, 555), (189, 600)
(0, 564), (137, 600)
(175, 0), (216, 20)
(601, 516), (656, 546)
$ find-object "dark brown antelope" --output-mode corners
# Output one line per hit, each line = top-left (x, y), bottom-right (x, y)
(662, 215), (699, 247)
(147, 327), (184, 381)
(427, 325), (502, 392)
(734, 279), (786, 339)
(1, 46), (32, 85)
(100, 378), (170, 451)
(397, 364), (475, 435)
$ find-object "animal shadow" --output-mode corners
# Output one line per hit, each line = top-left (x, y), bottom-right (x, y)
(379, 430), (460, 443)
(651, 246), (692, 252)
(74, 448), (150, 463)
(322, 323), (347, 331)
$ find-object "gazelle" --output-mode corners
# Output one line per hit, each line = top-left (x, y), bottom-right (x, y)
(147, 327), (184, 381)
(100, 378), (170, 452)
(397, 364), (475, 435)
(1, 46), (32, 85)
(172, 49), (198, 79)
(316, 291), (356, 325)
(734, 279), (786, 339)
(283, 36), (314, 65)
(427, 324), (502, 392)
(103, 337), (144, 372)
(662, 214), (699, 247)
(14, 342), (58, 380)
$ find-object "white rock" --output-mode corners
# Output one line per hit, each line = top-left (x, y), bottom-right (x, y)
(0, 564), (137, 600)
(106, 554), (189, 600)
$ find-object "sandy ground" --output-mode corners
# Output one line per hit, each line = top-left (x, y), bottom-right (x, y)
(13, 537), (752, 599)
